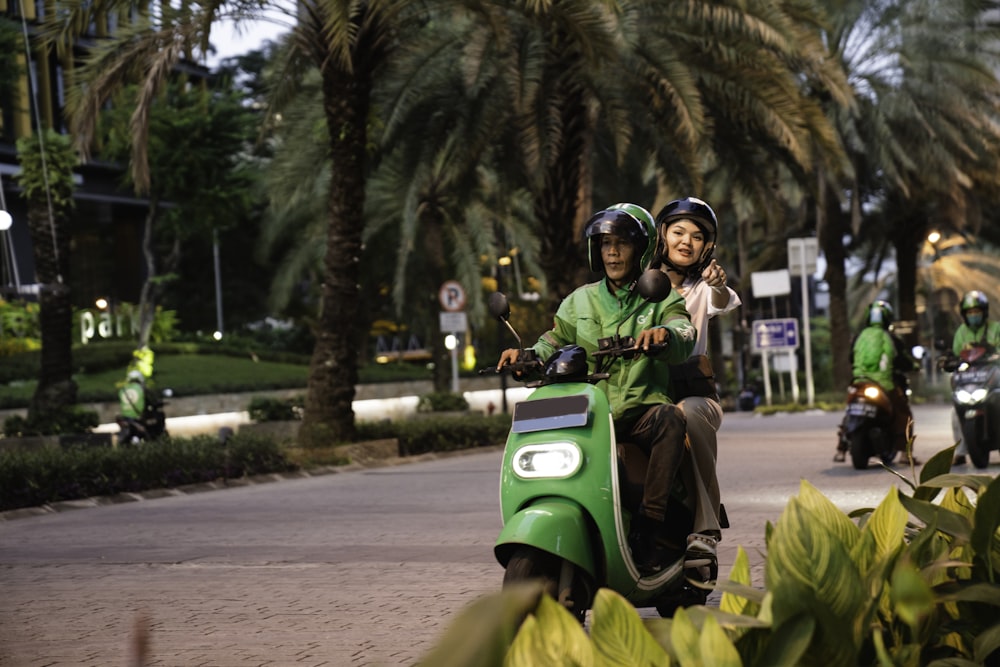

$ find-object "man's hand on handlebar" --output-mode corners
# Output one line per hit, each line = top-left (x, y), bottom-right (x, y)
(498, 348), (521, 368)
(634, 327), (668, 352)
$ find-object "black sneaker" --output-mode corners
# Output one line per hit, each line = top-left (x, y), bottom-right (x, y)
(953, 455), (967, 466)
(833, 450), (846, 463)
(629, 515), (668, 576)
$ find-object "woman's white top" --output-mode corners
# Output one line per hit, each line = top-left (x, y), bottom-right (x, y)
(676, 277), (741, 357)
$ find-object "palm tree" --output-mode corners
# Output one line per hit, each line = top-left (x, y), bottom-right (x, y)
(811, 0), (1000, 388)
(44, 0), (444, 445)
(14, 131), (78, 422)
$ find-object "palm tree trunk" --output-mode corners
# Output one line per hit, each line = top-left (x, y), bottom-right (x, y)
(816, 171), (851, 390)
(26, 200), (77, 419)
(298, 60), (372, 447)
(136, 197), (158, 348)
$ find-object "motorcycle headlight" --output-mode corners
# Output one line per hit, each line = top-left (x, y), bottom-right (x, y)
(512, 442), (582, 479)
(863, 386), (882, 400)
(956, 388), (988, 404)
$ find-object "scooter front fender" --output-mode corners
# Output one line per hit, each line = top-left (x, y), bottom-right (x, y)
(494, 499), (595, 579)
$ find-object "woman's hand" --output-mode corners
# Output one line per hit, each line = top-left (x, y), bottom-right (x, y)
(702, 258), (727, 290)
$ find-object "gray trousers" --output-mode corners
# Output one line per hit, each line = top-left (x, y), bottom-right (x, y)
(677, 396), (724, 536)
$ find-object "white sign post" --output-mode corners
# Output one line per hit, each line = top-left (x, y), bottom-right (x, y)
(787, 238), (818, 406)
(439, 281), (467, 394)
(751, 317), (799, 406)
(750, 270), (792, 406)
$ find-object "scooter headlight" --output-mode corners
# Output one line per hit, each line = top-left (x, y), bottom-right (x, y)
(863, 386), (882, 400)
(512, 442), (582, 479)
(956, 388), (988, 404)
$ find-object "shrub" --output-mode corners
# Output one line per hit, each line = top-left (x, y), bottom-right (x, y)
(414, 444), (1000, 666)
(3, 408), (100, 437)
(0, 433), (296, 512)
(247, 395), (303, 422)
(417, 391), (470, 413)
(355, 413), (510, 456)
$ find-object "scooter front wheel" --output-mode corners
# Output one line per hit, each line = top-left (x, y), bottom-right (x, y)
(963, 419), (990, 469)
(503, 546), (592, 623)
(849, 432), (870, 470)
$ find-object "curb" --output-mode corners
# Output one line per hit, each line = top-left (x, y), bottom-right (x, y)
(0, 444), (505, 522)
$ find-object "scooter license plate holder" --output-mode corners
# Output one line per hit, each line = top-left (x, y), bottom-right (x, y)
(955, 369), (990, 384)
(511, 395), (590, 433)
(847, 402), (878, 418)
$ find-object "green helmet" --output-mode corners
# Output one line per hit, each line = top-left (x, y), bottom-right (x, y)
(866, 300), (894, 329)
(582, 203), (656, 279)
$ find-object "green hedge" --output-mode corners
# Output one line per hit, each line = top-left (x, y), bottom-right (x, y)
(0, 414), (512, 512)
(355, 414), (511, 456)
(0, 434), (296, 512)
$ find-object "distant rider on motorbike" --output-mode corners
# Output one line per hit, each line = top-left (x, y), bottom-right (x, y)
(498, 204), (697, 575)
(834, 300), (919, 463)
(949, 290), (1000, 465)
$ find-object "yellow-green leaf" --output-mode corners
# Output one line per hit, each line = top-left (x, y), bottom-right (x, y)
(591, 588), (670, 667)
(504, 595), (596, 667)
(890, 560), (935, 629)
(862, 486), (908, 564)
(417, 581), (544, 667)
(697, 614), (743, 667)
(670, 607), (701, 665)
(720, 546), (757, 617)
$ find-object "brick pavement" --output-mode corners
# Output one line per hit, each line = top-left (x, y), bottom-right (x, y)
(0, 495), (764, 667)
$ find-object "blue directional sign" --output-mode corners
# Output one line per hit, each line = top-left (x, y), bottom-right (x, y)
(752, 318), (799, 351)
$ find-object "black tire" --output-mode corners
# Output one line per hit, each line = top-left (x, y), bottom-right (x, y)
(963, 419), (990, 469)
(654, 583), (710, 618)
(880, 448), (898, 466)
(503, 546), (591, 623)
(849, 432), (870, 470)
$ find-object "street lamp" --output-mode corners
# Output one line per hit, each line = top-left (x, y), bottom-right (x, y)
(923, 231), (943, 385)
(0, 209), (22, 296)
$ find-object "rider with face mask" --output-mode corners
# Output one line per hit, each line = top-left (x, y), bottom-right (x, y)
(498, 204), (697, 575)
(949, 290), (1000, 465)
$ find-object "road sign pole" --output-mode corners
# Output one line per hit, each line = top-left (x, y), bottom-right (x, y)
(762, 349), (772, 406)
(801, 268), (814, 406)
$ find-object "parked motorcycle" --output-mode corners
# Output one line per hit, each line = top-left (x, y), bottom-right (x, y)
(939, 342), (1000, 469)
(837, 377), (903, 470)
(116, 389), (170, 445)
(483, 269), (714, 621)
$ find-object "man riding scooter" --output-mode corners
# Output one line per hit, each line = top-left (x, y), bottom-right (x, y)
(498, 204), (697, 575)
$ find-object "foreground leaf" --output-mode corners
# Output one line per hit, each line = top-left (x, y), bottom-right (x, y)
(591, 588), (669, 666)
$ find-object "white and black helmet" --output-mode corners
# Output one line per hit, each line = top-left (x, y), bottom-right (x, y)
(654, 197), (718, 276)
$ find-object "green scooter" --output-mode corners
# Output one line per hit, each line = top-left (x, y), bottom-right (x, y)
(486, 270), (713, 621)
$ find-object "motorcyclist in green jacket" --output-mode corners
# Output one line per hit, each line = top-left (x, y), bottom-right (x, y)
(835, 301), (919, 463)
(949, 290), (1000, 465)
(952, 290), (1000, 355)
(498, 204), (697, 574)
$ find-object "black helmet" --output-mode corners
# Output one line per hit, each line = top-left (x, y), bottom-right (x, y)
(960, 290), (989, 326)
(544, 345), (589, 380)
(584, 207), (651, 276)
(654, 197), (719, 276)
(866, 300), (894, 329)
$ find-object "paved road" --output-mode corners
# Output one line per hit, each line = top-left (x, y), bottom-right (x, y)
(0, 403), (986, 666)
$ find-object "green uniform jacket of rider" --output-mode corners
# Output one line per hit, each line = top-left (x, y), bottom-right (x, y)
(852, 324), (897, 390)
(530, 278), (696, 423)
(952, 321), (1000, 355)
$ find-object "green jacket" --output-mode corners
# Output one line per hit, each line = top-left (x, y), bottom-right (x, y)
(852, 325), (896, 390)
(118, 380), (146, 419)
(530, 278), (696, 423)
(952, 320), (1000, 356)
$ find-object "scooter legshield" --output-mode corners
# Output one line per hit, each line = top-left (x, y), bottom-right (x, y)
(494, 500), (596, 578)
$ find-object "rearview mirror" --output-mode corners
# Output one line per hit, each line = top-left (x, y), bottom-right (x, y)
(487, 292), (510, 321)
(636, 269), (672, 303)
